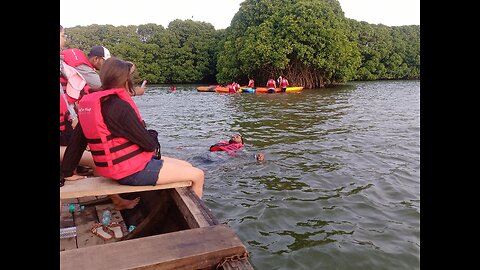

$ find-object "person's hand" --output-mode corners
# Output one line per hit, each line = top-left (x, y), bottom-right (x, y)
(134, 86), (145, 96)
(72, 117), (78, 128)
(64, 174), (87, 181)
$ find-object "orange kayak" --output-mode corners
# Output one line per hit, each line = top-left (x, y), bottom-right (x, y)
(214, 86), (230, 93)
(255, 87), (282, 93)
(196, 85), (219, 92)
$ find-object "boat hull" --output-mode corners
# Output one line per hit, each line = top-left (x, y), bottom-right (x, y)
(60, 187), (253, 269)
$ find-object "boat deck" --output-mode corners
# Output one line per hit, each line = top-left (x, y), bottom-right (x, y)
(60, 182), (253, 270)
(60, 196), (128, 251)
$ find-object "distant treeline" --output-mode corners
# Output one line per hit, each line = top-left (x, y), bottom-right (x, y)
(64, 0), (419, 88)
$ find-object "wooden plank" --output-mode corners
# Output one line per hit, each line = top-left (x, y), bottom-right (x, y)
(171, 187), (218, 228)
(74, 206), (106, 248)
(60, 224), (249, 270)
(60, 176), (192, 199)
(95, 204), (128, 240)
(222, 259), (254, 270)
(61, 198), (79, 204)
(60, 211), (77, 251)
(78, 196), (98, 203)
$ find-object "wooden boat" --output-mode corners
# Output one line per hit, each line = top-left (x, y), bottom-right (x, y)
(60, 177), (253, 270)
(197, 85), (219, 92)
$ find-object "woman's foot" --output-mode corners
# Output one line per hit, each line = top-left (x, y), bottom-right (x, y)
(110, 195), (140, 210)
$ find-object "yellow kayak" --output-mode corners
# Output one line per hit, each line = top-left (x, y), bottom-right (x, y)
(285, 86), (304, 92)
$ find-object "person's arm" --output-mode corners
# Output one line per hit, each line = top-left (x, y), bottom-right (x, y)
(61, 123), (88, 177)
(76, 64), (102, 90)
(102, 97), (158, 151)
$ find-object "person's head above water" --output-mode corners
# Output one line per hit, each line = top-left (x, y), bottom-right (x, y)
(229, 134), (244, 144)
(255, 152), (265, 162)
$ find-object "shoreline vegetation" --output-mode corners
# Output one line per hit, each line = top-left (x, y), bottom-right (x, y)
(64, 0), (419, 89)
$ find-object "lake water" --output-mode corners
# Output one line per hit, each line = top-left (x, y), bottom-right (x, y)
(134, 80), (420, 269)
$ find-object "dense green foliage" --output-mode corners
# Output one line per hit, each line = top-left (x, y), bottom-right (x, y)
(217, 0), (361, 88)
(347, 20), (420, 80)
(63, 0), (419, 88)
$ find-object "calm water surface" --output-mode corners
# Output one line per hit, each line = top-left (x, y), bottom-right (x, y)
(134, 80), (420, 270)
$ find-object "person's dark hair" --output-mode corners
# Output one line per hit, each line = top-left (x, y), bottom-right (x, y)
(100, 57), (135, 95)
(229, 134), (244, 144)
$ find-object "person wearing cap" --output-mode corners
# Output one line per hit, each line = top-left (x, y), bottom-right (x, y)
(62, 45), (145, 96)
(61, 45), (111, 91)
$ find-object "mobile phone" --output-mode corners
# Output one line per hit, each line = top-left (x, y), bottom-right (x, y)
(141, 80), (147, 88)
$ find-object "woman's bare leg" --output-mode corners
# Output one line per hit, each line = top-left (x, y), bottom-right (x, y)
(161, 156), (193, 167)
(157, 159), (205, 198)
(60, 146), (98, 176)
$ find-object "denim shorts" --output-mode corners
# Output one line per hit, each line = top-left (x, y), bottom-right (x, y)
(118, 158), (164, 186)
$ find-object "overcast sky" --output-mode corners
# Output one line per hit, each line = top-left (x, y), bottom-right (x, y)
(60, 0), (420, 30)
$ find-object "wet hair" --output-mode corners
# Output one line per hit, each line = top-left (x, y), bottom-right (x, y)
(99, 57), (135, 95)
(229, 134), (244, 144)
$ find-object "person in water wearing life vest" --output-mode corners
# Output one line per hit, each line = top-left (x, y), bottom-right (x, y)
(209, 134), (245, 154)
(279, 76), (289, 92)
(61, 57), (205, 198)
(266, 78), (277, 93)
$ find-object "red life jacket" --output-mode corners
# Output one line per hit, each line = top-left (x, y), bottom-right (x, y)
(228, 84), (235, 93)
(60, 48), (93, 96)
(78, 88), (154, 180)
(267, 79), (276, 88)
(59, 49), (93, 133)
(209, 140), (244, 154)
(248, 79), (254, 88)
(60, 92), (70, 132)
(61, 48), (95, 71)
(280, 78), (289, 88)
